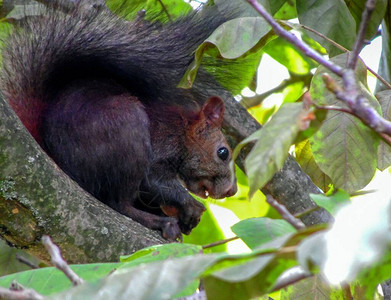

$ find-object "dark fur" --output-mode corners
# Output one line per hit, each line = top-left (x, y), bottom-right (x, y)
(1, 3), (237, 240)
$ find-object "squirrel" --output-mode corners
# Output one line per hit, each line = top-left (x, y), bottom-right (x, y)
(0, 2), (238, 241)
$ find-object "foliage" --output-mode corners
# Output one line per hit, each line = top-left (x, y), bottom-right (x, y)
(1, 0), (391, 299)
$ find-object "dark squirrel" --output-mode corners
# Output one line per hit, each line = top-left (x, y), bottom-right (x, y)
(1, 3), (237, 241)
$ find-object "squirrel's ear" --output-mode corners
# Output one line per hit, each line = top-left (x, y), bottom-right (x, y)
(202, 96), (225, 127)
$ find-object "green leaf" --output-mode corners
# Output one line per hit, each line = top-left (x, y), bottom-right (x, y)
(106, 0), (192, 22)
(311, 112), (378, 193)
(204, 225), (327, 299)
(309, 190), (350, 215)
(183, 203), (227, 253)
(5, 4), (45, 20)
(280, 274), (345, 299)
(48, 255), (220, 300)
(376, 17), (391, 92)
(179, 17), (272, 89)
(232, 218), (296, 249)
(215, 0), (286, 16)
(0, 240), (41, 276)
(42, 226), (325, 300)
(120, 243), (202, 297)
(297, 0), (356, 56)
(294, 108), (328, 143)
(274, 0), (297, 20)
(213, 167), (269, 220)
(0, 263), (121, 296)
(309, 53), (380, 193)
(215, 193), (268, 220)
(120, 243), (202, 264)
(259, 0), (287, 15)
(235, 102), (308, 198)
(0, 244), (202, 297)
(295, 139), (332, 192)
(282, 81), (306, 103)
(202, 50), (263, 95)
(376, 90), (391, 170)
(345, 0), (387, 40)
(263, 37), (317, 74)
(355, 250), (391, 299)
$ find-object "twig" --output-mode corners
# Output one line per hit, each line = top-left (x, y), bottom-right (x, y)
(266, 195), (306, 230)
(341, 283), (353, 300)
(319, 102), (391, 147)
(0, 286), (44, 300)
(180, 290), (207, 300)
(298, 24), (391, 89)
(313, 104), (353, 115)
(321, 73), (391, 146)
(42, 235), (84, 286)
(299, 24), (348, 52)
(271, 266), (311, 292)
(157, 0), (172, 21)
(347, 0), (377, 69)
(294, 206), (320, 219)
(241, 73), (312, 109)
(202, 236), (239, 249)
(313, 101), (391, 146)
(9, 281), (24, 291)
(37, 0), (106, 12)
(246, 0), (344, 77)
(16, 254), (39, 269)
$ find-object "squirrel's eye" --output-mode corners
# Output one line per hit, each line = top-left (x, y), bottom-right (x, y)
(217, 147), (229, 161)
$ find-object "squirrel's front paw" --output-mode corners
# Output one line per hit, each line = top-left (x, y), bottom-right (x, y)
(161, 199), (206, 235)
(161, 217), (183, 242)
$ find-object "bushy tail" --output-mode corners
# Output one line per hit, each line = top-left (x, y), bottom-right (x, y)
(1, 3), (232, 140)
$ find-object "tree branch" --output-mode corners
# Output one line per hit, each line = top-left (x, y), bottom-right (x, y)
(271, 267), (311, 292)
(16, 254), (39, 269)
(42, 236), (84, 286)
(323, 72), (391, 140)
(347, 0), (377, 69)
(0, 286), (43, 300)
(266, 195), (306, 230)
(246, 0), (344, 77)
(248, 0), (391, 146)
(298, 23), (391, 89)
(202, 236), (239, 250)
(240, 73), (312, 109)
